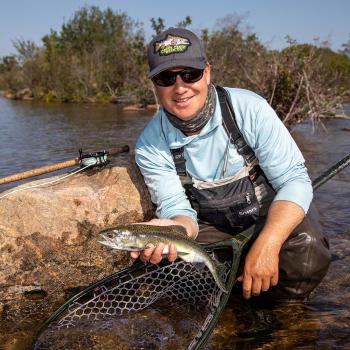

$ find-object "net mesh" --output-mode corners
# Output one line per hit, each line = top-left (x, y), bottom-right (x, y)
(34, 249), (233, 350)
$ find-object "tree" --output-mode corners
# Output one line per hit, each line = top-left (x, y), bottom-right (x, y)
(0, 55), (18, 73)
(201, 28), (209, 45)
(150, 17), (165, 35)
(151, 16), (192, 35)
(176, 16), (192, 28)
(12, 39), (38, 64)
(341, 35), (350, 58)
(38, 6), (147, 102)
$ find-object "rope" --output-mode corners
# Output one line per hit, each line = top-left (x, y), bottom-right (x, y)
(0, 165), (92, 200)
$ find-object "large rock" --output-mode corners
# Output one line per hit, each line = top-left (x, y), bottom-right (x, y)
(15, 88), (33, 100)
(0, 156), (153, 328)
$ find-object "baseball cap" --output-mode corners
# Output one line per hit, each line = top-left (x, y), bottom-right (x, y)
(147, 27), (207, 78)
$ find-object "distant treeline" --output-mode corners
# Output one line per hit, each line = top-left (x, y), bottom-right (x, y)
(1, 6), (350, 124)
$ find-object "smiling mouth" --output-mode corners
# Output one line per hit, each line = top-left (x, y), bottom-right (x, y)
(174, 96), (194, 103)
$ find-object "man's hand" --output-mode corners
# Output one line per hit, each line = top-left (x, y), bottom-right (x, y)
(130, 242), (178, 264)
(238, 200), (305, 299)
(130, 215), (198, 264)
(240, 234), (280, 299)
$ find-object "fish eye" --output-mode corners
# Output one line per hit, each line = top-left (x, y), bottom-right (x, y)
(107, 232), (114, 238)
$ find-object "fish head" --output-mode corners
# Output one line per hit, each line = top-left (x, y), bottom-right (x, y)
(98, 227), (142, 251)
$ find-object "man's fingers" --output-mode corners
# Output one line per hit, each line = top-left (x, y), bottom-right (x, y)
(140, 243), (155, 263)
(242, 274), (252, 299)
(242, 273), (278, 297)
(130, 251), (140, 260)
(139, 243), (178, 264)
(168, 243), (177, 262)
(149, 243), (164, 264)
(271, 273), (279, 286)
(261, 277), (271, 292)
(251, 278), (262, 296)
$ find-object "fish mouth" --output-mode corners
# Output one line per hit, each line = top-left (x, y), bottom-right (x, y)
(98, 233), (142, 252)
(98, 240), (142, 251)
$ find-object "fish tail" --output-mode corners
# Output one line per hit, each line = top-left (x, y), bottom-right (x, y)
(208, 260), (228, 294)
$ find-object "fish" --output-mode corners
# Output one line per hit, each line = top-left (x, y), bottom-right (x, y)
(154, 34), (190, 53)
(98, 224), (228, 293)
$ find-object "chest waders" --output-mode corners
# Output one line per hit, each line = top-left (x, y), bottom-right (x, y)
(170, 86), (275, 232)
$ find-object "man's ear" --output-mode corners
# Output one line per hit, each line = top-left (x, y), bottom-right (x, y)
(204, 64), (211, 85)
(151, 83), (160, 107)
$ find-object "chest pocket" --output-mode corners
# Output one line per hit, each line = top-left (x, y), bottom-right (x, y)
(184, 173), (260, 229)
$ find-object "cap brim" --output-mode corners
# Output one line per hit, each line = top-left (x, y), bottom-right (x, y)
(148, 58), (206, 78)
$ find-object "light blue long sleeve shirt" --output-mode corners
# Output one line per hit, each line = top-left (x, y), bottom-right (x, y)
(135, 87), (313, 222)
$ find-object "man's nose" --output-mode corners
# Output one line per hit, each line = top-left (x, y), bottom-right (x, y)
(173, 74), (187, 92)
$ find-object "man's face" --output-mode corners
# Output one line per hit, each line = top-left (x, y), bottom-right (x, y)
(153, 65), (211, 121)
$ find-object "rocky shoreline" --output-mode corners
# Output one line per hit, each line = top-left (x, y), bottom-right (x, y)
(0, 89), (158, 111)
(0, 157), (154, 336)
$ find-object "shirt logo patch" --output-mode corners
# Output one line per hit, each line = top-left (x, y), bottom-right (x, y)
(154, 34), (191, 56)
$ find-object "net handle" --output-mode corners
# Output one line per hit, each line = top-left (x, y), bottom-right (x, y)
(191, 223), (260, 350)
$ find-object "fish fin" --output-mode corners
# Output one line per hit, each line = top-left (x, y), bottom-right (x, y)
(178, 252), (206, 272)
(177, 252), (190, 257)
(192, 262), (206, 273)
(177, 252), (193, 264)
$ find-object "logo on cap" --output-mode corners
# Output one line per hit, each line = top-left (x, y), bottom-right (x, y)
(154, 34), (191, 56)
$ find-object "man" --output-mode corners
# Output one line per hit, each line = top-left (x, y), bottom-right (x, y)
(132, 27), (330, 302)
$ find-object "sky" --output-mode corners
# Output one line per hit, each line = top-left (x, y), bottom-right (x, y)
(0, 0), (349, 57)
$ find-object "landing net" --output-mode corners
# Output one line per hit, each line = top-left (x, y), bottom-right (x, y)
(34, 228), (256, 350)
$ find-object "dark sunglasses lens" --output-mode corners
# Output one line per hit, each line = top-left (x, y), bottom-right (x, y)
(181, 69), (204, 83)
(153, 71), (176, 87)
(153, 68), (204, 86)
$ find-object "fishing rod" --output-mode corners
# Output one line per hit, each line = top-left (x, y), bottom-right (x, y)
(0, 145), (129, 186)
(312, 152), (350, 191)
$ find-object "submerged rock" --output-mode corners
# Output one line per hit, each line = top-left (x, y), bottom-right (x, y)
(0, 157), (153, 322)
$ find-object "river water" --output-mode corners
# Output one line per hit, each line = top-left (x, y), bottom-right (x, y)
(0, 97), (349, 349)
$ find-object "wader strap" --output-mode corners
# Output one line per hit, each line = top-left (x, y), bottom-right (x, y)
(216, 86), (256, 166)
(170, 147), (188, 177)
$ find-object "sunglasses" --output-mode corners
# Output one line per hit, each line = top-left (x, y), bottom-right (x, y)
(152, 68), (204, 87)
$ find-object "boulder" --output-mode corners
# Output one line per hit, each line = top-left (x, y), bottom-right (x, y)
(146, 104), (159, 110)
(0, 156), (153, 327)
(15, 88), (33, 100)
(122, 104), (146, 111)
